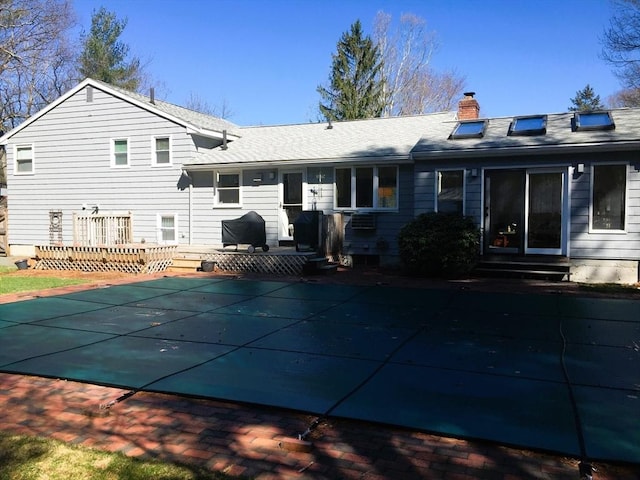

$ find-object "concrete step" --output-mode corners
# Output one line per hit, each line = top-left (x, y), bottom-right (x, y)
(475, 267), (569, 280)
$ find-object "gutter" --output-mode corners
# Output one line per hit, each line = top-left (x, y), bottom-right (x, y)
(184, 155), (414, 171)
(411, 140), (640, 160)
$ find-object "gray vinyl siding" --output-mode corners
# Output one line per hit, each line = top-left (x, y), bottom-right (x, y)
(189, 169), (280, 246)
(416, 151), (640, 261)
(6, 86), (194, 247)
(342, 164), (414, 258)
(414, 163), (482, 225)
(569, 152), (640, 260)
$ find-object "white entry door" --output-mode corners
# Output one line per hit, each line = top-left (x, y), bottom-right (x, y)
(279, 171), (304, 241)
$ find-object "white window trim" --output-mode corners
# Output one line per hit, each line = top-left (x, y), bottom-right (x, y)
(13, 144), (35, 175)
(152, 135), (172, 166)
(588, 162), (628, 234)
(214, 170), (243, 208)
(334, 165), (399, 212)
(111, 138), (130, 168)
(157, 213), (178, 245)
(435, 169), (466, 215)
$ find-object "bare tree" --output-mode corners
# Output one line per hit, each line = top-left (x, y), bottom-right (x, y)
(608, 87), (640, 107)
(601, 0), (640, 106)
(0, 0), (77, 130)
(185, 92), (234, 119)
(374, 11), (465, 116)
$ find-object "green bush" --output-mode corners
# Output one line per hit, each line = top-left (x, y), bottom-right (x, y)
(398, 213), (480, 277)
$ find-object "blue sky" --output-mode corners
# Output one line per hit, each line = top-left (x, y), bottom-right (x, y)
(73, 0), (620, 126)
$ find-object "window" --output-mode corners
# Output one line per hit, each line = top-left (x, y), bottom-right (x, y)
(215, 171), (241, 206)
(591, 164), (626, 231)
(437, 170), (464, 214)
(15, 145), (34, 174)
(377, 166), (397, 208)
(158, 214), (177, 244)
(574, 112), (615, 131)
(112, 139), (129, 167)
(355, 167), (373, 208)
(154, 136), (171, 165)
(508, 115), (547, 136)
(449, 120), (487, 139)
(335, 166), (398, 210)
(336, 168), (352, 208)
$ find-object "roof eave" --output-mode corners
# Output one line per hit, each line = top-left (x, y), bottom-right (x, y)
(184, 154), (413, 171)
(186, 127), (241, 141)
(411, 141), (640, 160)
(0, 78), (234, 145)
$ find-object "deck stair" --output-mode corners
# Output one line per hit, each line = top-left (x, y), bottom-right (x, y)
(302, 256), (339, 276)
(474, 256), (570, 281)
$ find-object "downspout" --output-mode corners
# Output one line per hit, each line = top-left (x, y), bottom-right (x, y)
(189, 178), (193, 245)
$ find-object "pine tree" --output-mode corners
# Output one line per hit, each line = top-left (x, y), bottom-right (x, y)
(569, 84), (605, 111)
(78, 7), (143, 90)
(317, 21), (384, 121)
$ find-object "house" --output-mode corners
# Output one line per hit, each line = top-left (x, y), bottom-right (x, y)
(0, 79), (639, 283)
(0, 78), (447, 268)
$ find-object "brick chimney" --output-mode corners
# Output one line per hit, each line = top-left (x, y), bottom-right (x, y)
(458, 92), (480, 120)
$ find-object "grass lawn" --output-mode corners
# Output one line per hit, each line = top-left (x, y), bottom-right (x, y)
(0, 266), (89, 295)
(0, 432), (234, 480)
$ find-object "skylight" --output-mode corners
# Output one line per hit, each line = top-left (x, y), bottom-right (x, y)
(573, 111), (615, 131)
(508, 115), (547, 136)
(449, 120), (487, 139)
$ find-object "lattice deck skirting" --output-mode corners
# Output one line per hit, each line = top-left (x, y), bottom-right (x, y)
(205, 251), (314, 276)
(34, 245), (177, 274)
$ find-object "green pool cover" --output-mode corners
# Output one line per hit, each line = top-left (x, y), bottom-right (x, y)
(0, 277), (637, 465)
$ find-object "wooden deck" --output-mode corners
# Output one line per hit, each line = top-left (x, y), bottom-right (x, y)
(33, 244), (177, 274)
(31, 244), (330, 277)
(171, 245), (320, 276)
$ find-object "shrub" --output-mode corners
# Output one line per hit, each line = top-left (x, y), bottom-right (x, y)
(398, 213), (480, 277)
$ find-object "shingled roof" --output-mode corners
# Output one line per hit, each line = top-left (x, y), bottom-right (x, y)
(97, 79), (240, 135)
(0, 78), (240, 145)
(411, 108), (640, 159)
(186, 112), (456, 169)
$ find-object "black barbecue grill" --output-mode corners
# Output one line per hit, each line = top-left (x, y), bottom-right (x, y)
(221, 211), (269, 253)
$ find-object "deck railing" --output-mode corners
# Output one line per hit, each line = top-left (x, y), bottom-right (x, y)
(73, 212), (132, 246)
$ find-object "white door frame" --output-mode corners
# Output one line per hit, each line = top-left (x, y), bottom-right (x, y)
(278, 169), (306, 242)
(524, 168), (569, 255)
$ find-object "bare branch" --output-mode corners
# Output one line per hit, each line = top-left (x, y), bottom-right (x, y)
(601, 0), (640, 89)
(0, 0), (77, 129)
(374, 11), (464, 116)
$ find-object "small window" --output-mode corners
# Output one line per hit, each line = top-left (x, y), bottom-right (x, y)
(15, 145), (34, 174)
(449, 120), (487, 139)
(336, 168), (352, 208)
(112, 139), (129, 167)
(574, 112), (615, 131)
(591, 164), (626, 231)
(158, 214), (177, 244)
(154, 136), (171, 165)
(377, 166), (398, 208)
(508, 116), (547, 136)
(437, 170), (465, 214)
(215, 171), (241, 206)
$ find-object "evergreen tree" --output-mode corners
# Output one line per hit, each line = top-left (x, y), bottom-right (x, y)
(78, 7), (142, 90)
(317, 20), (384, 121)
(569, 84), (605, 111)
